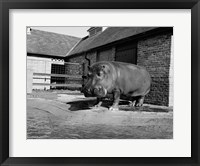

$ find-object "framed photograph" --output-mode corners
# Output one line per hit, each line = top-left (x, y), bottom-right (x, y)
(0, 0), (199, 165)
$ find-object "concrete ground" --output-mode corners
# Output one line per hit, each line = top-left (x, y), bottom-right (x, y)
(27, 90), (173, 139)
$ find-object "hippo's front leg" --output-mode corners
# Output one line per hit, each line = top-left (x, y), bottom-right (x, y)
(109, 90), (120, 111)
(93, 97), (103, 108)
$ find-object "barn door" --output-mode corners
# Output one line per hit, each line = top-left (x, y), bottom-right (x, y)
(115, 42), (137, 64)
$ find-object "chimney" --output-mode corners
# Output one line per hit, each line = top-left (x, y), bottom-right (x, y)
(87, 27), (102, 37)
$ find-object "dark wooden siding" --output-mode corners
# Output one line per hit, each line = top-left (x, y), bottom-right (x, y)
(97, 48), (113, 62)
(115, 42), (137, 64)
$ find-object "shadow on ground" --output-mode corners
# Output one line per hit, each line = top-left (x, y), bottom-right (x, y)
(67, 99), (172, 112)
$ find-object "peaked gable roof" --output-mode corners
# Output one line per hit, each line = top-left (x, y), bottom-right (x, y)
(67, 27), (156, 56)
(27, 29), (80, 57)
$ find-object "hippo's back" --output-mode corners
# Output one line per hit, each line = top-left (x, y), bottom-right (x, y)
(109, 61), (151, 96)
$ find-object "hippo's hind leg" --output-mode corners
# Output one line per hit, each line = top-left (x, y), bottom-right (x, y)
(129, 100), (136, 107)
(135, 96), (145, 107)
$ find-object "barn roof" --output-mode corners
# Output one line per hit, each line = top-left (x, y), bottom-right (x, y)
(67, 27), (157, 56)
(27, 29), (80, 57)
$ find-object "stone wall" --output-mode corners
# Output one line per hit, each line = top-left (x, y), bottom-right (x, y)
(66, 51), (97, 75)
(65, 51), (97, 85)
(137, 33), (173, 106)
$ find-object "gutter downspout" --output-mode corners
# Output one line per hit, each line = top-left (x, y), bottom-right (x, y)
(85, 53), (91, 67)
(81, 53), (91, 90)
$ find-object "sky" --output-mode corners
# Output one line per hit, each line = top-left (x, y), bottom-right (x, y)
(30, 27), (107, 38)
(30, 27), (91, 38)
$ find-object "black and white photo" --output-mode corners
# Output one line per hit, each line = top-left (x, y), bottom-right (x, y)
(27, 26), (173, 139)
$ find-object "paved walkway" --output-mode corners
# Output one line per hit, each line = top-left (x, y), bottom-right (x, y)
(27, 91), (173, 139)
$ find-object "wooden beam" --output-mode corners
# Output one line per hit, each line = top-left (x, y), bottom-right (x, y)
(33, 73), (82, 79)
(64, 62), (80, 65)
(33, 83), (82, 87)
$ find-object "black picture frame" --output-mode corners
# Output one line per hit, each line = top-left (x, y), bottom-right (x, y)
(0, 0), (199, 165)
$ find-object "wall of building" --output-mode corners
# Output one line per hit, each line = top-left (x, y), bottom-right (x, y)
(27, 56), (65, 90)
(27, 56), (52, 90)
(66, 51), (97, 75)
(66, 55), (84, 75)
(97, 47), (115, 61)
(65, 52), (90, 85)
(66, 47), (116, 78)
(65, 51), (98, 85)
(169, 35), (174, 107)
(27, 69), (33, 93)
(64, 60), (84, 85)
(66, 32), (173, 107)
(137, 32), (173, 106)
(87, 51), (97, 66)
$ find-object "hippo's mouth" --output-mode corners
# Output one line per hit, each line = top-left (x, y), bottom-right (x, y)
(93, 86), (107, 97)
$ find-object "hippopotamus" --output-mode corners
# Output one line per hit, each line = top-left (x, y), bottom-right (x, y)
(82, 61), (151, 111)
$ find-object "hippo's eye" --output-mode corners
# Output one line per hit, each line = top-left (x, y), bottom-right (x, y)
(96, 71), (103, 78)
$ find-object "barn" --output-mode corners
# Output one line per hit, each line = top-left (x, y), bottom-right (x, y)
(27, 28), (80, 91)
(65, 27), (173, 107)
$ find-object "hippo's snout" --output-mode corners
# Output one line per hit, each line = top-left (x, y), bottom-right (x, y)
(93, 85), (107, 97)
(81, 84), (93, 97)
